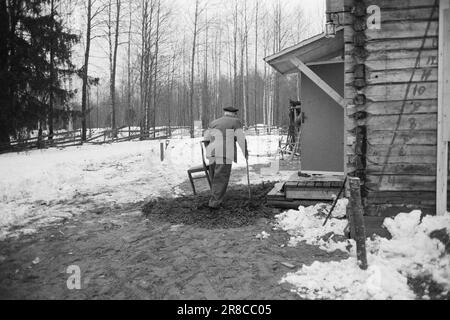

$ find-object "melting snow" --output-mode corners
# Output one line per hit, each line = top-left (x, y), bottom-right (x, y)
(0, 135), (289, 239)
(276, 203), (450, 300)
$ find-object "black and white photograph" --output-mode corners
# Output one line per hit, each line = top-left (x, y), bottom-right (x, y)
(0, 0), (449, 303)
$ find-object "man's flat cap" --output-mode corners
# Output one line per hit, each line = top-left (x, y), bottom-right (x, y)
(224, 107), (239, 113)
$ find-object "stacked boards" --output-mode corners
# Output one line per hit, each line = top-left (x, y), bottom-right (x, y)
(267, 172), (345, 209)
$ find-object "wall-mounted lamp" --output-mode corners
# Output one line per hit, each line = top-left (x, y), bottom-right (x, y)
(325, 12), (340, 38)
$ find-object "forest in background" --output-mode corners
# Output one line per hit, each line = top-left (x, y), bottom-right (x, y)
(0, 0), (324, 143)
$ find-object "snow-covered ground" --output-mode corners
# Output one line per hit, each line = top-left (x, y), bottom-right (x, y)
(276, 205), (450, 300)
(0, 135), (293, 239)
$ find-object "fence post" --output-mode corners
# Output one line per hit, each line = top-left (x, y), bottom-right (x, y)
(160, 142), (165, 162)
(347, 177), (368, 270)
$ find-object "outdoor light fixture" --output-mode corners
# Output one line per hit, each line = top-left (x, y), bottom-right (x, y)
(325, 12), (340, 38)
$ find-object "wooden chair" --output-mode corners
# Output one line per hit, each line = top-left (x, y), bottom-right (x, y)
(187, 141), (211, 195)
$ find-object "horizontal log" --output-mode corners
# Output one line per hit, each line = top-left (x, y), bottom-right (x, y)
(366, 191), (437, 205)
(365, 155), (437, 164)
(366, 130), (437, 145)
(366, 0), (438, 10)
(345, 82), (438, 102)
(345, 51), (438, 72)
(343, 8), (438, 25)
(366, 174), (437, 192)
(365, 37), (438, 52)
(345, 68), (438, 86)
(345, 113), (437, 131)
(285, 189), (341, 201)
(345, 46), (438, 62)
(366, 163), (437, 175)
(361, 114), (437, 131)
(367, 144), (436, 157)
(347, 99), (438, 115)
(344, 21), (438, 42)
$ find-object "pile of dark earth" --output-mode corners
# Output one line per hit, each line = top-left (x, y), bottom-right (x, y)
(142, 183), (282, 229)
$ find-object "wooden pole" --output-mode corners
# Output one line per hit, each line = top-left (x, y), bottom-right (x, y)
(160, 142), (164, 162)
(347, 177), (368, 270)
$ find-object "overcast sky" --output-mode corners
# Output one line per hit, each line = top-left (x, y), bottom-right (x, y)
(70, 0), (325, 82)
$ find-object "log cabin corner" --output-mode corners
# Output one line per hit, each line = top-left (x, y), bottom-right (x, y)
(264, 0), (450, 218)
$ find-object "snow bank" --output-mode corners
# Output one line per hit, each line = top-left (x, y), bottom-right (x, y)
(277, 205), (450, 300)
(275, 199), (350, 252)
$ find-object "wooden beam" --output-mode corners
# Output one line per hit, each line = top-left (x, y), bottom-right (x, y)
(307, 59), (344, 66)
(437, 0), (450, 215)
(290, 57), (346, 108)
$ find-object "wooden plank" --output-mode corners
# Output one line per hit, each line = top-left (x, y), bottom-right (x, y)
(347, 99), (438, 115)
(289, 57), (346, 108)
(361, 114), (437, 131)
(344, 21), (439, 42)
(345, 82), (438, 102)
(363, 48), (438, 62)
(364, 37), (438, 52)
(342, 7), (438, 26)
(346, 68), (438, 86)
(285, 188), (341, 201)
(365, 155), (437, 164)
(437, 1), (450, 215)
(366, 175), (437, 192)
(366, 130), (437, 145)
(267, 200), (331, 210)
(366, 145), (436, 157)
(367, 191), (436, 205)
(367, 0), (437, 9)
(366, 163), (437, 175)
(345, 50), (439, 72)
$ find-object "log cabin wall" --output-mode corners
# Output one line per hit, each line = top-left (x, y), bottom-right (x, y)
(344, 0), (445, 216)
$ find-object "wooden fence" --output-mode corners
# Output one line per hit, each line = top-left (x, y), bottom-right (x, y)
(0, 126), (194, 154)
(0, 125), (284, 154)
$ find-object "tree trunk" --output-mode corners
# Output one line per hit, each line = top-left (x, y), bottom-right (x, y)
(0, 0), (10, 145)
(189, 0), (200, 138)
(49, 0), (55, 142)
(110, 0), (121, 135)
(254, 0), (258, 126)
(81, 0), (92, 141)
(152, 0), (161, 138)
(127, 0), (132, 134)
(233, 0), (238, 108)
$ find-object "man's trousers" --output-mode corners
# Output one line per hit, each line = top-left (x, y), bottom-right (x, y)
(208, 161), (232, 208)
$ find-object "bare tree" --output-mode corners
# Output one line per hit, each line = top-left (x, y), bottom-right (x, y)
(189, 0), (201, 138)
(106, 0), (122, 134)
(253, 0), (258, 126)
(151, 0), (161, 137)
(81, 0), (105, 140)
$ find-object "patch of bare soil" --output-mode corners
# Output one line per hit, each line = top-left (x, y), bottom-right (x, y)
(143, 183), (277, 229)
(0, 174), (347, 300)
(408, 275), (450, 300)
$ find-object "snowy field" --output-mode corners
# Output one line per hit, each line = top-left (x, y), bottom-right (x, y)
(0, 135), (292, 239)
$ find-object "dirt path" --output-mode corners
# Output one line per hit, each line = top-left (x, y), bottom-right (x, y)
(0, 168), (347, 300)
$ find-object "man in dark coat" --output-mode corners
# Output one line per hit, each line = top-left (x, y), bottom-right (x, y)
(204, 107), (247, 209)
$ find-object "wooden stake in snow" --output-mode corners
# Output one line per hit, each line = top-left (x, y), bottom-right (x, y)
(347, 177), (368, 270)
(160, 142), (165, 162)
